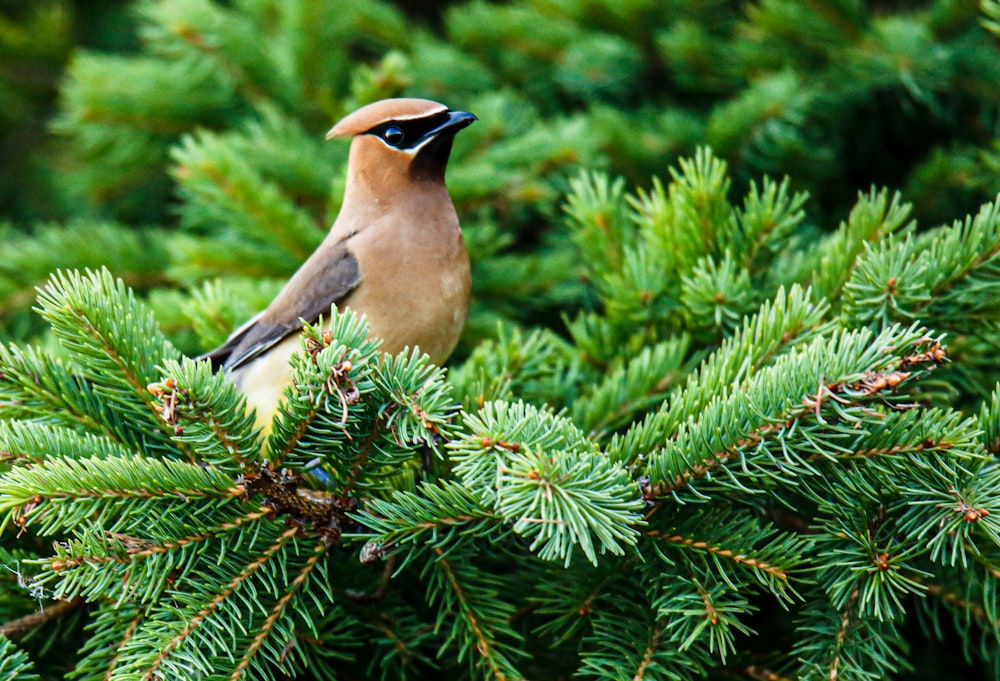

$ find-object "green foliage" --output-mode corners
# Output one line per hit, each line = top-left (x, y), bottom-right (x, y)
(0, 271), (498, 679)
(3, 148), (1000, 676)
(986, 0), (1000, 36)
(3, 0), (1000, 679)
(0, 636), (39, 681)
(4, 0), (1000, 348)
(445, 398), (645, 567)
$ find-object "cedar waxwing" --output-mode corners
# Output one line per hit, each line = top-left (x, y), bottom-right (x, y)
(203, 98), (476, 427)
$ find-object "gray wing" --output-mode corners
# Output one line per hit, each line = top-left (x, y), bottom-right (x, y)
(201, 242), (362, 372)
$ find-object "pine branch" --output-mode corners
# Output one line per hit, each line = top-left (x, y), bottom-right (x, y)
(138, 525), (299, 679)
(981, 382), (1000, 455)
(0, 598), (82, 640)
(373, 348), (462, 460)
(0, 455), (243, 538)
(52, 53), (232, 211)
(175, 277), (283, 350)
(138, 0), (297, 109)
(354, 480), (501, 557)
(648, 535), (790, 582)
(608, 285), (831, 465)
(985, 0), (1000, 35)
(171, 130), (324, 263)
(572, 335), (689, 438)
(919, 564), (1000, 658)
(634, 623), (664, 681)
(354, 602), (436, 679)
(449, 325), (582, 412)
(150, 357), (261, 474)
(0, 420), (132, 466)
(2, 1), (998, 677)
(885, 439), (999, 568)
(0, 221), (169, 322)
(34, 268), (189, 459)
(810, 189), (914, 304)
(680, 251), (757, 339)
(918, 197), (1000, 324)
(48, 508), (269, 572)
(217, 104), (340, 202)
(644, 508), (807, 605)
(644, 325), (947, 501)
(68, 604), (145, 681)
(229, 538), (329, 680)
(794, 585), (909, 681)
(564, 171), (631, 278)
(732, 176), (808, 272)
(577, 583), (709, 680)
(98, 515), (338, 680)
(425, 548), (525, 680)
(496, 447), (643, 567)
(653, 571), (755, 665)
(812, 509), (928, 623)
(168, 233), (303, 283)
(266, 311), (382, 475)
(451, 400), (597, 499)
(40, 507), (270, 604)
(0, 635), (39, 681)
(530, 558), (635, 643)
(0, 344), (114, 436)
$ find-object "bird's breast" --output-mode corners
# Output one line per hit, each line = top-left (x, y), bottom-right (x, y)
(346, 223), (470, 364)
(230, 334), (301, 432)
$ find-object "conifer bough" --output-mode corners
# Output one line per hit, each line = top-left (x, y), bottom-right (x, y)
(3, 150), (1000, 679)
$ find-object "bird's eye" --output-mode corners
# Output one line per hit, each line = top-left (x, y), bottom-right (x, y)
(382, 126), (404, 146)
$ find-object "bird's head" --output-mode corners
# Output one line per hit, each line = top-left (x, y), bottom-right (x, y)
(327, 98), (476, 187)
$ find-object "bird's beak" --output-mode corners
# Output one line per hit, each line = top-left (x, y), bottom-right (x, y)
(429, 110), (478, 138)
(411, 110), (477, 152)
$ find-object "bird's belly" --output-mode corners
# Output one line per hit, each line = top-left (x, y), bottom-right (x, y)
(345, 261), (469, 365)
(231, 268), (467, 433)
(230, 334), (300, 433)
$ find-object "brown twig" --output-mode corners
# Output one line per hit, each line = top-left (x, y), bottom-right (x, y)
(0, 597), (84, 639)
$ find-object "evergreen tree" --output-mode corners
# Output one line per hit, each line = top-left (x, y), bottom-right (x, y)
(2, 155), (1000, 679)
(2, 1), (1000, 679)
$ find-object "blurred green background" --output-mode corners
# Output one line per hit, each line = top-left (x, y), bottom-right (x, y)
(1, 0), (999, 358)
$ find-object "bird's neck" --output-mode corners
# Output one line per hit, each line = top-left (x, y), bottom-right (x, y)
(329, 174), (454, 248)
(342, 165), (450, 215)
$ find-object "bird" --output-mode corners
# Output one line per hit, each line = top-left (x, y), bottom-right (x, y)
(203, 98), (476, 428)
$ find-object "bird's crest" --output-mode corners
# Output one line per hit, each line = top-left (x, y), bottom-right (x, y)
(326, 98), (449, 139)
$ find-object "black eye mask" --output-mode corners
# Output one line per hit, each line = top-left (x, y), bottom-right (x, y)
(366, 111), (455, 150)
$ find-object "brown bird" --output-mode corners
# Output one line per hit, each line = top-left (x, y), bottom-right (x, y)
(204, 98), (476, 427)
